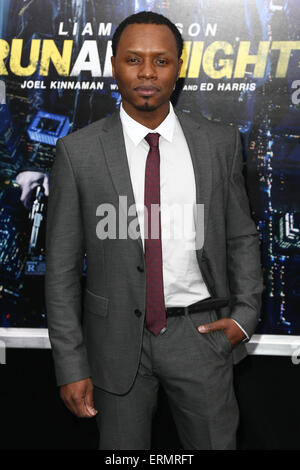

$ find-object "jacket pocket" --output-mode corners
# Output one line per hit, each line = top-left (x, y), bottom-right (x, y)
(83, 288), (109, 317)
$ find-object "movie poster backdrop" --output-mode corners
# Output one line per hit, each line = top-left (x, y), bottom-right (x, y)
(0, 0), (299, 345)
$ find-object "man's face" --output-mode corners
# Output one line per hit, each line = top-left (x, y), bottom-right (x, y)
(111, 23), (183, 116)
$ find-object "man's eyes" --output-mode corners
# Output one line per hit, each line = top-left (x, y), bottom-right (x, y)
(126, 58), (168, 65)
(156, 59), (168, 65)
(127, 57), (140, 63)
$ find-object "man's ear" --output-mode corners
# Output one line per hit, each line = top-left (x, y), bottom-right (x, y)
(177, 58), (183, 79)
(111, 56), (116, 80)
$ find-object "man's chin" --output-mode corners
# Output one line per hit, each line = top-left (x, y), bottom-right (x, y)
(135, 101), (158, 112)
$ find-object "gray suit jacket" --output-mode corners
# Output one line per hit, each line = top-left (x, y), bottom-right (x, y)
(45, 109), (264, 393)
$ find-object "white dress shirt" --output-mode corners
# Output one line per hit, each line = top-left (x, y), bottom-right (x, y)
(120, 101), (210, 307)
(119, 101), (248, 337)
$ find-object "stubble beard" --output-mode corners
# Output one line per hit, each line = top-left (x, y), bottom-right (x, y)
(135, 98), (158, 112)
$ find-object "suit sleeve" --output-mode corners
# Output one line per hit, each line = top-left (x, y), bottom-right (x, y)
(45, 138), (91, 386)
(226, 127), (264, 338)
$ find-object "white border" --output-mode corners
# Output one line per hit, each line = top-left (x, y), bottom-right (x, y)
(0, 329), (300, 355)
(0, 328), (51, 349)
(246, 334), (300, 356)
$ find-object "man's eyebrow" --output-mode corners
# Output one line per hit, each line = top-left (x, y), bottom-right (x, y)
(126, 50), (169, 55)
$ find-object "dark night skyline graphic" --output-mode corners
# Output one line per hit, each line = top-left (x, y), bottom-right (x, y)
(0, 0), (299, 335)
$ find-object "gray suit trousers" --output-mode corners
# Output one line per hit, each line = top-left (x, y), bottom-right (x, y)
(93, 308), (239, 450)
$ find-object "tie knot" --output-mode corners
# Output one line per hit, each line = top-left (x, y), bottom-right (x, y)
(145, 132), (160, 148)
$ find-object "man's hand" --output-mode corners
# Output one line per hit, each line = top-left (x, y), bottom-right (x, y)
(15, 171), (49, 210)
(59, 377), (98, 418)
(197, 318), (246, 349)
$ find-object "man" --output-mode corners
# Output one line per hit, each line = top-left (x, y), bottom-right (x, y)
(45, 11), (264, 450)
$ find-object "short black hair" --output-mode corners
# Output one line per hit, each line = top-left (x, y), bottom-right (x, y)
(112, 11), (183, 59)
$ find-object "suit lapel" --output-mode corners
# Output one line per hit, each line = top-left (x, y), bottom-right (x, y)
(98, 111), (144, 253)
(98, 109), (212, 259)
(175, 109), (212, 260)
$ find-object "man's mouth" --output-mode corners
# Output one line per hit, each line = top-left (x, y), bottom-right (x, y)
(134, 86), (159, 96)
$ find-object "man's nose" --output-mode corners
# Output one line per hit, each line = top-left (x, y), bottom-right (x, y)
(137, 59), (157, 79)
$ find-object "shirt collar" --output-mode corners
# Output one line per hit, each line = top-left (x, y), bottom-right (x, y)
(119, 101), (176, 146)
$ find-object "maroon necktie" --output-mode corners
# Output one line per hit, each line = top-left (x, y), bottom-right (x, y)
(144, 133), (167, 336)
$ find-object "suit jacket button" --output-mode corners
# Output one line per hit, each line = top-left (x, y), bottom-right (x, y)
(134, 309), (142, 317)
(137, 266), (144, 272)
